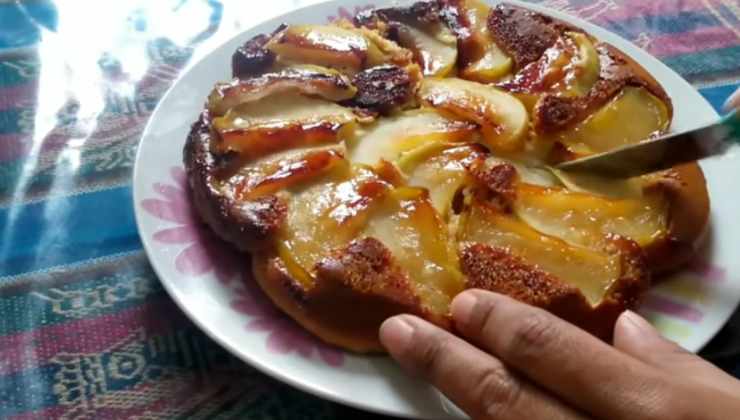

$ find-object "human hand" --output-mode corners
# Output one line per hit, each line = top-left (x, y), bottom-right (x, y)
(725, 88), (740, 112)
(380, 290), (740, 419)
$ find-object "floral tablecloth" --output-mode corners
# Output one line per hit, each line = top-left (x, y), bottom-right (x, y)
(1, 0), (739, 418)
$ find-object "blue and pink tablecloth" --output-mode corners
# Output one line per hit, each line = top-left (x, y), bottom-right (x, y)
(1, 0), (739, 418)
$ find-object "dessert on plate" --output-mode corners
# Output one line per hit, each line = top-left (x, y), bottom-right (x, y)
(184, 1), (710, 352)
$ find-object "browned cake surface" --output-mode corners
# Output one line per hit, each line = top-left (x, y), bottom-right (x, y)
(184, 1), (710, 352)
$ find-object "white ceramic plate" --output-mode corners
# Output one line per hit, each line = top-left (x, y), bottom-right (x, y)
(133, 1), (740, 418)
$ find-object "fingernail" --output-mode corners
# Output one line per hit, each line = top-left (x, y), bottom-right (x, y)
(621, 310), (656, 335)
(451, 291), (478, 326)
(723, 89), (740, 112)
(379, 317), (414, 354)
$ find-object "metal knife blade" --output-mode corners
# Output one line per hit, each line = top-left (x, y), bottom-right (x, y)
(556, 112), (738, 178)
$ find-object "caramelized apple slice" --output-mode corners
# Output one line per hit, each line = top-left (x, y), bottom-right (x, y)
(555, 86), (670, 155)
(208, 65), (357, 116)
(223, 147), (349, 201)
(513, 183), (668, 248)
(362, 187), (463, 310)
(399, 143), (486, 217)
(266, 24), (407, 74)
(442, 0), (513, 82)
(460, 200), (623, 305)
(213, 93), (357, 157)
(349, 109), (477, 166)
(548, 168), (645, 198)
(419, 78), (528, 151)
(336, 20), (416, 69)
(565, 32), (600, 96)
(501, 32), (599, 96)
(218, 122), (353, 160)
(267, 25), (372, 72)
(394, 23), (457, 77)
(354, 1), (457, 76)
(463, 43), (513, 83)
(277, 166), (392, 287)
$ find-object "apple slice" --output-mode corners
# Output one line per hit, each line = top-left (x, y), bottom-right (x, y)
(500, 31), (599, 96)
(399, 144), (485, 217)
(223, 147), (349, 201)
(362, 187), (463, 310)
(394, 23), (458, 77)
(462, 43), (513, 83)
(213, 92), (357, 158)
(555, 86), (670, 155)
(208, 65), (357, 116)
(349, 109), (477, 166)
(419, 78), (529, 151)
(267, 25), (372, 73)
(447, 0), (514, 82)
(564, 32), (600, 96)
(266, 23), (411, 74)
(513, 183), (668, 249)
(460, 200), (623, 305)
(548, 168), (646, 198)
(277, 166), (392, 288)
(353, 2), (457, 76)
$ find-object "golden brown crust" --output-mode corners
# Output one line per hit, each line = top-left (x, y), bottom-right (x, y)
(487, 4), (574, 70)
(460, 240), (648, 340)
(183, 111), (287, 252)
(343, 65), (417, 113)
(643, 163), (710, 274)
(468, 160), (519, 207)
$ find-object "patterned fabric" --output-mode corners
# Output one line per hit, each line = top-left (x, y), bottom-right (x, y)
(0, 0), (738, 418)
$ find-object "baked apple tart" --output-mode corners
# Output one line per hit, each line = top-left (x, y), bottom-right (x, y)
(184, 1), (710, 352)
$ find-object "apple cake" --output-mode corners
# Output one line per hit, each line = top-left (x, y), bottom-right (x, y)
(184, 1), (710, 352)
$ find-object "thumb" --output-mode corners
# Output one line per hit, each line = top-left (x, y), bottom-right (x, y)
(614, 310), (739, 392)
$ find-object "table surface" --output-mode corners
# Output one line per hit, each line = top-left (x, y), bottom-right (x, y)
(1, 0), (739, 418)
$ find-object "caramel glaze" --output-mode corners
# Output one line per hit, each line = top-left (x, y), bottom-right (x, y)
(210, 67), (355, 116)
(218, 121), (345, 158)
(270, 27), (369, 69)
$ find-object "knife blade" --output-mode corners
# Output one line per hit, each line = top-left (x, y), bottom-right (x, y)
(556, 111), (740, 178)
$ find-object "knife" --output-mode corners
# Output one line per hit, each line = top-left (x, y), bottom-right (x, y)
(556, 111), (740, 178)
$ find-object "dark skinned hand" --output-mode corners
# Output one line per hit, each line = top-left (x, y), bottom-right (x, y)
(380, 290), (740, 420)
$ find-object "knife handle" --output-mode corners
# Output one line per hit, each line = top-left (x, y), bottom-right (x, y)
(720, 111), (740, 144)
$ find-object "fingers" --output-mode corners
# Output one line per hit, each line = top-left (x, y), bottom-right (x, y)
(614, 310), (740, 393)
(451, 290), (676, 420)
(724, 88), (740, 112)
(380, 315), (587, 420)
(613, 310), (689, 364)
